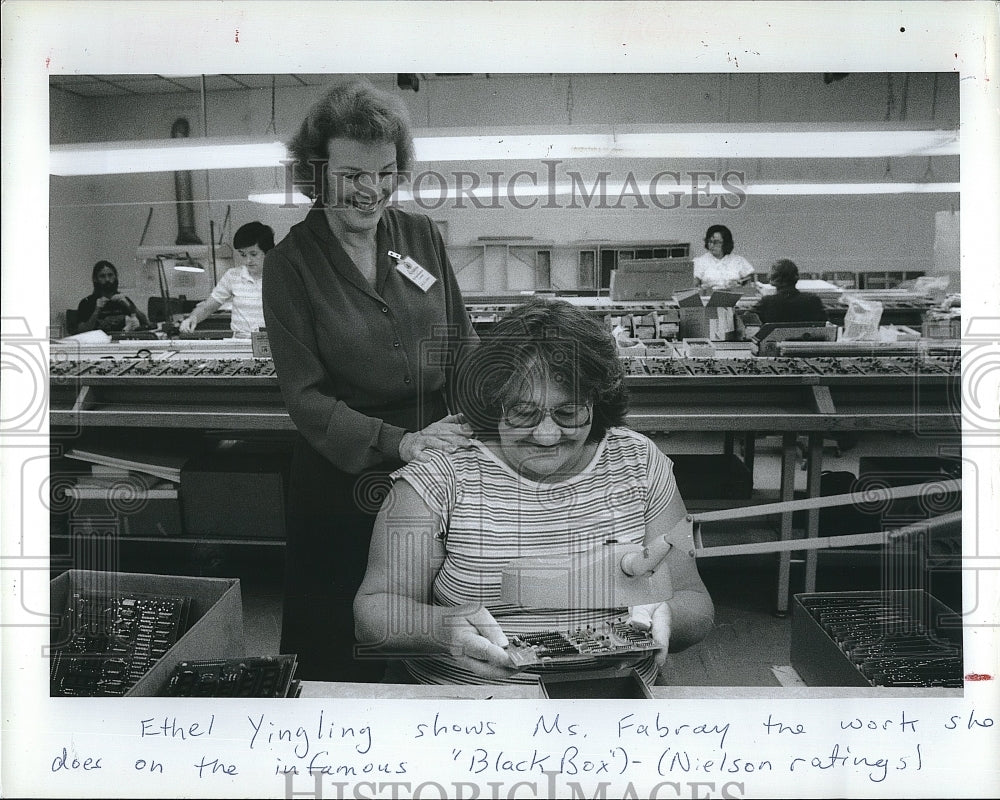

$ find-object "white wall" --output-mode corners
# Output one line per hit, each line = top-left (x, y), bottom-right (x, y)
(50, 73), (960, 318)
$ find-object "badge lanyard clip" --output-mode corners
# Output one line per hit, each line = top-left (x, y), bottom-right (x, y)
(388, 251), (437, 292)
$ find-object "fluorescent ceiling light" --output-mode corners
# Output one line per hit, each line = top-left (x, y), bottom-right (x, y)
(394, 182), (963, 202)
(399, 181), (961, 201)
(248, 191), (312, 205)
(51, 124), (959, 176)
(51, 137), (288, 176)
(247, 180), (959, 205)
(738, 182), (961, 196)
(415, 128), (959, 161)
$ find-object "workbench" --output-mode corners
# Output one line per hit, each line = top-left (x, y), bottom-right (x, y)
(49, 340), (961, 612)
(298, 681), (961, 699)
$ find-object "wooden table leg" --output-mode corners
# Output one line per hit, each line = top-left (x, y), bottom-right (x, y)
(804, 432), (823, 593)
(775, 433), (798, 616)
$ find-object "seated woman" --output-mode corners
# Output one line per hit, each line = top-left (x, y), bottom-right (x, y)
(178, 222), (274, 338)
(354, 298), (714, 685)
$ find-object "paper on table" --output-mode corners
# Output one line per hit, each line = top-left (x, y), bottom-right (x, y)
(65, 446), (189, 483)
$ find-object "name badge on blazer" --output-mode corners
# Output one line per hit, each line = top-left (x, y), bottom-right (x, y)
(388, 250), (437, 292)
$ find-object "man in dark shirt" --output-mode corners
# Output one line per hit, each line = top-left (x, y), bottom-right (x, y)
(753, 259), (827, 324)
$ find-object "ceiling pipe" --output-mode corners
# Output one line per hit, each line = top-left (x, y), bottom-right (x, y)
(170, 117), (202, 245)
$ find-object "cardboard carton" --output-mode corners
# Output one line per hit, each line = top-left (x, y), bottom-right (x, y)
(50, 569), (245, 696)
(674, 288), (742, 340)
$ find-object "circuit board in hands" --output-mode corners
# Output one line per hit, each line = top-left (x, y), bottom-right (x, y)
(505, 621), (657, 670)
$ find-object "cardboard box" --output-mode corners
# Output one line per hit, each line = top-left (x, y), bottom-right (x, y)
(922, 313), (961, 340)
(790, 590), (961, 687)
(683, 338), (715, 357)
(610, 258), (694, 301)
(674, 289), (742, 340)
(50, 569), (245, 696)
(251, 329), (272, 358)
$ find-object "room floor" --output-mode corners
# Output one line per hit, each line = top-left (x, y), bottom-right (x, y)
(130, 430), (961, 687)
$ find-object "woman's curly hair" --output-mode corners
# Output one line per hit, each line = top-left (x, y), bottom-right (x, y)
(287, 78), (415, 201)
(455, 297), (628, 443)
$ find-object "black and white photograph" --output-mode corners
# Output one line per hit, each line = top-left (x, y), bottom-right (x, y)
(2, 2), (998, 798)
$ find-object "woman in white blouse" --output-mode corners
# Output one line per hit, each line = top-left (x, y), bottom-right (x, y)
(178, 222), (274, 337)
(692, 224), (756, 292)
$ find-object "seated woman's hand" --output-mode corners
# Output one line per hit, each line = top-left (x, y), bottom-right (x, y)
(438, 603), (516, 679)
(399, 414), (474, 463)
(178, 317), (196, 333)
(628, 602), (672, 667)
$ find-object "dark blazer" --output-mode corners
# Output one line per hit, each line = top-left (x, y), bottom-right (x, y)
(263, 205), (477, 473)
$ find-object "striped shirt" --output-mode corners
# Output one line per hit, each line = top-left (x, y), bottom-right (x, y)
(210, 266), (265, 338)
(391, 427), (677, 685)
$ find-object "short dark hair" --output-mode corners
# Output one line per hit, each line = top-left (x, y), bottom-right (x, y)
(704, 224), (735, 256)
(770, 258), (800, 287)
(287, 78), (415, 199)
(233, 221), (275, 253)
(456, 298), (628, 443)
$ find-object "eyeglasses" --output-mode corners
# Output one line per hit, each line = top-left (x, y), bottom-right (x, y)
(501, 402), (592, 429)
(707, 237), (725, 245)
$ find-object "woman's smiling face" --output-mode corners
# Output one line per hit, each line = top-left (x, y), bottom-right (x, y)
(496, 368), (595, 483)
(323, 137), (398, 235)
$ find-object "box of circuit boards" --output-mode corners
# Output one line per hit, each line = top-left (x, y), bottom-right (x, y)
(790, 590), (963, 688)
(50, 570), (245, 697)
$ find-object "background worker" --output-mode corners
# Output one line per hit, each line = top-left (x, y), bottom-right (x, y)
(75, 260), (149, 333)
(692, 224), (756, 292)
(178, 221), (274, 337)
(753, 258), (827, 324)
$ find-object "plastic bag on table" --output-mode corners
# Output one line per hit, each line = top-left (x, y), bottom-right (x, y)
(612, 324), (646, 355)
(841, 297), (883, 341)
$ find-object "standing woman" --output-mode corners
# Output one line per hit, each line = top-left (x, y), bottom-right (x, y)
(692, 224), (756, 292)
(178, 221), (274, 338)
(263, 79), (477, 682)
